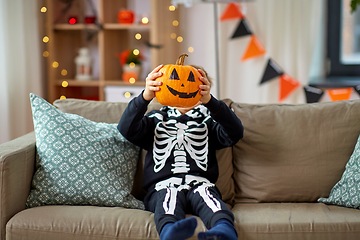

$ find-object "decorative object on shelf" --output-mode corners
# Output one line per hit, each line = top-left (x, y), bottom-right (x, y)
(116, 49), (144, 82)
(75, 47), (92, 81)
(140, 13), (149, 25)
(141, 17), (149, 25)
(122, 71), (138, 84)
(155, 53), (202, 108)
(68, 16), (77, 24)
(117, 9), (135, 24)
(85, 16), (96, 24)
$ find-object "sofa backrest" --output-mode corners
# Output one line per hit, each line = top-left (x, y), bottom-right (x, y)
(53, 98), (235, 204)
(230, 99), (360, 203)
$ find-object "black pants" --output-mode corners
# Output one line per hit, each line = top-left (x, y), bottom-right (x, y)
(145, 180), (235, 234)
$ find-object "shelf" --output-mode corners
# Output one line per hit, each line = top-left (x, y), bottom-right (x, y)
(55, 80), (146, 87)
(56, 80), (100, 87)
(46, 0), (178, 102)
(53, 23), (150, 31)
(104, 81), (145, 86)
(103, 23), (150, 30)
(53, 24), (99, 30)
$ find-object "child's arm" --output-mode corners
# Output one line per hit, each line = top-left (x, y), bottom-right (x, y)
(196, 67), (243, 148)
(204, 96), (244, 149)
(117, 65), (163, 150)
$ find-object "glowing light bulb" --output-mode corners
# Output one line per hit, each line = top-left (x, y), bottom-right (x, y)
(170, 33), (177, 39)
(141, 17), (149, 24)
(177, 36), (183, 43)
(43, 36), (49, 43)
(43, 51), (49, 57)
(188, 47), (194, 53)
(41, 7), (47, 13)
(129, 78), (136, 84)
(172, 20), (179, 26)
(124, 92), (131, 98)
(52, 61), (59, 68)
(129, 62), (135, 68)
(133, 49), (140, 56)
(169, 5), (176, 11)
(61, 69), (68, 76)
(62, 81), (68, 87)
(60, 95), (66, 100)
(69, 17), (77, 24)
(135, 33), (142, 40)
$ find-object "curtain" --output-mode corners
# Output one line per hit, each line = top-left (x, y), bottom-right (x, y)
(0, 0), (43, 144)
(218, 0), (324, 104)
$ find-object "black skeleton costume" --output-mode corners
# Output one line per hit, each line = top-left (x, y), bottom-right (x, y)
(118, 92), (244, 233)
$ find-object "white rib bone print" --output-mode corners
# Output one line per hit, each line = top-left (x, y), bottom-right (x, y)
(152, 118), (209, 174)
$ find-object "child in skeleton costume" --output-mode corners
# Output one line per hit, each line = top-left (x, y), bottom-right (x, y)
(118, 65), (244, 240)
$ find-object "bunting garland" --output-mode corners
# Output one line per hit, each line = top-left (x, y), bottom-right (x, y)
(327, 88), (353, 102)
(241, 35), (266, 61)
(279, 74), (301, 102)
(354, 85), (360, 96)
(231, 19), (252, 39)
(220, 2), (245, 21)
(304, 86), (324, 103)
(220, 3), (360, 103)
(260, 59), (283, 84)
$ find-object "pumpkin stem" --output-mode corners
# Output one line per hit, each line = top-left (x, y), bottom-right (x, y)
(175, 53), (188, 65)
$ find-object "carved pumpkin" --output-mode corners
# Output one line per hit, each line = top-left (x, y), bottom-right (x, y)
(155, 54), (202, 108)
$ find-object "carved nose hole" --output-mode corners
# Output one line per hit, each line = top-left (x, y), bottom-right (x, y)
(181, 84), (184, 87)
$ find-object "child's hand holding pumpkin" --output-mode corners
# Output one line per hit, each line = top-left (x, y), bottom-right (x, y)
(197, 69), (211, 104)
(143, 64), (163, 101)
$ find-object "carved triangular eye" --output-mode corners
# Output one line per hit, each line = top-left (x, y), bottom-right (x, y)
(169, 68), (180, 80)
(187, 71), (195, 82)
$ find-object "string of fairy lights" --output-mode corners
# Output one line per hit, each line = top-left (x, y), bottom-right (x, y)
(41, 3), (192, 100)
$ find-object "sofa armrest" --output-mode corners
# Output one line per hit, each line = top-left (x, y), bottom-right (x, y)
(0, 132), (36, 240)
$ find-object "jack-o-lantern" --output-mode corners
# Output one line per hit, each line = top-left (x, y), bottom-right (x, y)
(155, 53), (202, 108)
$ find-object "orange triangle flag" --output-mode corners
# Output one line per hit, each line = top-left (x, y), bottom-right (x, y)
(327, 88), (352, 101)
(220, 3), (245, 21)
(241, 35), (266, 61)
(279, 74), (300, 102)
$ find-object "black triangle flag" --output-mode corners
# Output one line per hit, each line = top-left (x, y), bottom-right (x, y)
(304, 86), (324, 103)
(231, 19), (252, 39)
(353, 85), (360, 96)
(260, 59), (284, 84)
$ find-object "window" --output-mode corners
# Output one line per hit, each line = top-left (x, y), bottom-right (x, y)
(327, 0), (360, 76)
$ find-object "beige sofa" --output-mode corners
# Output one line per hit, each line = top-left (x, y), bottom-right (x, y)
(2, 97), (360, 240)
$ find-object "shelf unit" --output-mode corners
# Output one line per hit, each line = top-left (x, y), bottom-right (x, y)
(45, 0), (180, 103)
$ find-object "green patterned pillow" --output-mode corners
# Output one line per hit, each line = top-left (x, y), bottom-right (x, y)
(27, 93), (144, 209)
(318, 134), (360, 209)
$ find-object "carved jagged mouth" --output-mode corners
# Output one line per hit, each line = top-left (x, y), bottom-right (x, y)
(166, 85), (199, 99)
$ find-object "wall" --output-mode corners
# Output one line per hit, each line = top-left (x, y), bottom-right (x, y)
(179, 3), (218, 98)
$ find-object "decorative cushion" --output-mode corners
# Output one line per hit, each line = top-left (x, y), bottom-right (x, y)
(318, 134), (360, 208)
(26, 94), (144, 209)
(231, 100), (360, 203)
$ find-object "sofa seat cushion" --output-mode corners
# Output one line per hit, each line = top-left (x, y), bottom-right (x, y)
(6, 206), (207, 240)
(233, 203), (360, 240)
